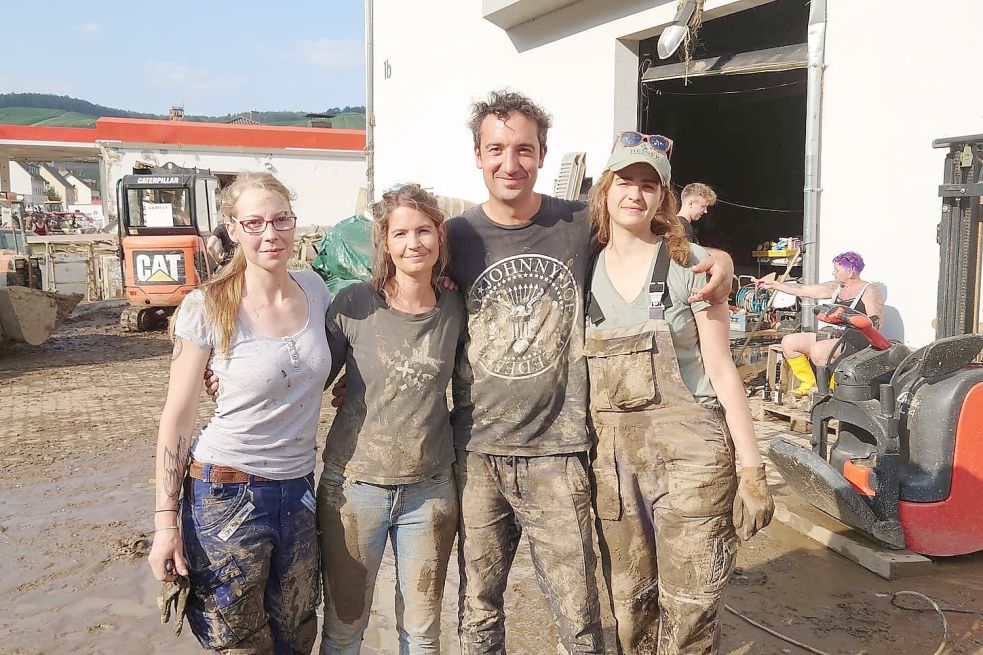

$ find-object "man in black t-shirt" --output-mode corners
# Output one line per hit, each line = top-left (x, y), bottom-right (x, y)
(676, 182), (717, 244)
(207, 222), (236, 267)
(448, 91), (734, 654)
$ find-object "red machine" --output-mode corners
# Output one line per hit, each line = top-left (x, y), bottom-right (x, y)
(770, 304), (983, 556)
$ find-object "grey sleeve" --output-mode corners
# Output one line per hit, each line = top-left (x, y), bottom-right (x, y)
(172, 291), (212, 351)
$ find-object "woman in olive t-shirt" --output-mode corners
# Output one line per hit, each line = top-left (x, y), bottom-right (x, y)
(318, 184), (464, 654)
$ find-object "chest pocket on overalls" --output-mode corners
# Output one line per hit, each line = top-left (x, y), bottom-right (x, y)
(585, 331), (661, 410)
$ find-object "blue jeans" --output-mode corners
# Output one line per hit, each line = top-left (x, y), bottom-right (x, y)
(181, 470), (320, 654)
(316, 467), (458, 655)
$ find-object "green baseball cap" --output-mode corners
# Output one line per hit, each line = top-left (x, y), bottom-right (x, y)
(604, 141), (672, 185)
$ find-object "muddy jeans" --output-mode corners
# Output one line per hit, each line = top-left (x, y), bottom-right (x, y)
(181, 473), (320, 655)
(455, 449), (604, 655)
(316, 467), (458, 655)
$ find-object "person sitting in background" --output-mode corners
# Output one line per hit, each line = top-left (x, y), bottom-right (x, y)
(676, 182), (717, 244)
(754, 251), (884, 396)
(32, 214), (47, 235)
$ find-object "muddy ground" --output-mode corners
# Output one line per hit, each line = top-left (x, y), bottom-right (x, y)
(0, 302), (981, 655)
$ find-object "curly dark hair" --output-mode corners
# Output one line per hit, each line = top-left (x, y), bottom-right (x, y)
(467, 89), (552, 151)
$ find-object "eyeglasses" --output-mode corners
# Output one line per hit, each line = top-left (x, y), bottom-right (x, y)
(234, 214), (297, 234)
(615, 132), (674, 157)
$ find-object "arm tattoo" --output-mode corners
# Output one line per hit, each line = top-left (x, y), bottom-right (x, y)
(162, 432), (190, 501)
(171, 337), (184, 362)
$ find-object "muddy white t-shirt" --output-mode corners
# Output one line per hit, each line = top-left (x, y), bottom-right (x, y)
(322, 282), (464, 484)
(173, 269), (333, 479)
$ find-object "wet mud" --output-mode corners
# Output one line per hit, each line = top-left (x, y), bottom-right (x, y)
(0, 303), (981, 653)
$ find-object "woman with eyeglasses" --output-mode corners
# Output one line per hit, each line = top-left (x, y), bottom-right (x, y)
(585, 134), (773, 654)
(754, 251), (884, 396)
(148, 171), (331, 653)
(316, 184), (463, 654)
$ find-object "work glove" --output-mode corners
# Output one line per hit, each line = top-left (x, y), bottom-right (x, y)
(157, 575), (190, 636)
(733, 464), (774, 541)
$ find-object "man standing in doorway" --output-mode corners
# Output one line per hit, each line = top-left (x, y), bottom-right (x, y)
(676, 182), (717, 244)
(446, 90), (734, 654)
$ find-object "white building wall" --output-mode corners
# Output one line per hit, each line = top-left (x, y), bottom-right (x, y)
(819, 0), (983, 346)
(375, 0), (983, 347)
(375, 0), (696, 202)
(99, 145), (365, 227)
(373, 0), (768, 200)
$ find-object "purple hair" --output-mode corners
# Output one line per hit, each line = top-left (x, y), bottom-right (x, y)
(833, 251), (865, 274)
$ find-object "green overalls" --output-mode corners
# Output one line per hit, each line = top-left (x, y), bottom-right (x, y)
(585, 242), (738, 654)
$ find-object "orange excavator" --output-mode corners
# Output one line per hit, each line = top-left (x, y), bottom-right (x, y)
(116, 162), (221, 331)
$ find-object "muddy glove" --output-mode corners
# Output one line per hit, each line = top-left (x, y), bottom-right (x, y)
(733, 464), (774, 541)
(157, 575), (190, 636)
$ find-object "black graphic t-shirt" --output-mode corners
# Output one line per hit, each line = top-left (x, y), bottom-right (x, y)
(323, 282), (465, 484)
(446, 195), (593, 456)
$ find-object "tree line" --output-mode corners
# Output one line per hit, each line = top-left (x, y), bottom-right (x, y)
(0, 93), (365, 123)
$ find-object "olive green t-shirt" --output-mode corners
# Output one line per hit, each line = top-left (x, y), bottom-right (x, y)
(589, 243), (718, 406)
(323, 282), (465, 484)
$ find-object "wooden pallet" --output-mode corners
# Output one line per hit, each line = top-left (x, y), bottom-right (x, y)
(762, 403), (813, 433)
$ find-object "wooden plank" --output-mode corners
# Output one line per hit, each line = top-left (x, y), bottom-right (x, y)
(763, 405), (812, 434)
(771, 491), (933, 580)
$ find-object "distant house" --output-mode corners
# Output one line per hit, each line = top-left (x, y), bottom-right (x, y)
(328, 113), (366, 130)
(61, 170), (95, 204)
(227, 113), (261, 125)
(305, 112), (365, 129)
(9, 161), (47, 209)
(37, 163), (77, 205)
(306, 112), (335, 128)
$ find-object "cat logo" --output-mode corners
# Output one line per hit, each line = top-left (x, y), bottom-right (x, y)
(134, 250), (186, 285)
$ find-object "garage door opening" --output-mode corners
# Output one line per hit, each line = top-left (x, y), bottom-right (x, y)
(638, 0), (810, 274)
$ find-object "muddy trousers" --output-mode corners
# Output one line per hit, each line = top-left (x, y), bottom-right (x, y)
(181, 474), (320, 655)
(592, 410), (738, 655)
(455, 449), (604, 655)
(316, 467), (458, 655)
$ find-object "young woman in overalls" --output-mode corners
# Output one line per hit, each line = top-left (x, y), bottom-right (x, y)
(585, 134), (774, 654)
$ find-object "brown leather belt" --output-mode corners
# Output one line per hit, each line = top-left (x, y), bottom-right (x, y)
(188, 460), (271, 483)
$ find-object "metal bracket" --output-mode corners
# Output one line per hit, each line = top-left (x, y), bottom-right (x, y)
(938, 183), (983, 198)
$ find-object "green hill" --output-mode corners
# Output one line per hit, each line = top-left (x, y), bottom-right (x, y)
(0, 107), (98, 127)
(0, 93), (365, 128)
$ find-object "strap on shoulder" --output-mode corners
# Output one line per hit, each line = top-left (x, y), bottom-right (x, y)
(648, 239), (673, 320)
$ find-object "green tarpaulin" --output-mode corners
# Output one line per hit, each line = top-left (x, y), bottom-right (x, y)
(312, 215), (373, 294)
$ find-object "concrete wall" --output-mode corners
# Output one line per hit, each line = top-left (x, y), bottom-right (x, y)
(818, 0), (983, 346)
(374, 0), (983, 347)
(99, 144), (365, 227)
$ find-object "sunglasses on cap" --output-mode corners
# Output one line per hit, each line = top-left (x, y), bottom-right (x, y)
(614, 131), (673, 158)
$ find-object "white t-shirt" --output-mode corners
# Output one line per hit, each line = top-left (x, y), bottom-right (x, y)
(173, 269), (333, 479)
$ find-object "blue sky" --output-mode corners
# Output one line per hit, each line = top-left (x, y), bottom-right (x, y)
(1, 1), (365, 115)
